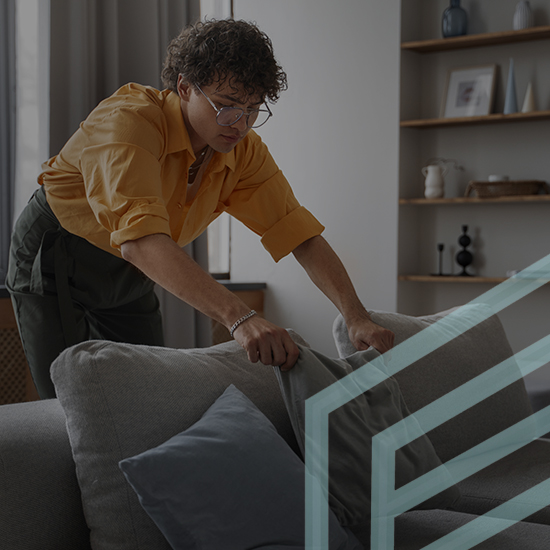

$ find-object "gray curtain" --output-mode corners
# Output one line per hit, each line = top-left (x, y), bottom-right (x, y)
(0, 0), (16, 286)
(48, 0), (209, 348)
(49, 0), (200, 155)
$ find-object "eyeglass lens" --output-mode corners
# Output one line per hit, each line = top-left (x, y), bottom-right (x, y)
(217, 107), (270, 128)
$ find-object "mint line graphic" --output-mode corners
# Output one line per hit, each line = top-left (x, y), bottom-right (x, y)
(372, 344), (550, 549)
(421, 477), (550, 549)
(304, 253), (550, 549)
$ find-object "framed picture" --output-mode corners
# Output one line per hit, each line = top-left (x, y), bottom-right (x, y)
(441, 64), (497, 118)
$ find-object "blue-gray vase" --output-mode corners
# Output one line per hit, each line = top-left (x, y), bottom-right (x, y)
(442, 0), (468, 38)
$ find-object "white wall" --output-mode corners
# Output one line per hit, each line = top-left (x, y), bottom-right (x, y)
(231, 0), (402, 355)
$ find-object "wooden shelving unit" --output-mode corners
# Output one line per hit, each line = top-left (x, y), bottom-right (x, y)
(398, 23), (550, 291)
(401, 25), (550, 53)
(399, 194), (550, 205)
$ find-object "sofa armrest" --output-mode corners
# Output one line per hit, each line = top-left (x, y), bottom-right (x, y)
(0, 399), (91, 550)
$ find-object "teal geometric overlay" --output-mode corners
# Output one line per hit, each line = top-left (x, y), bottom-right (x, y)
(305, 253), (550, 549)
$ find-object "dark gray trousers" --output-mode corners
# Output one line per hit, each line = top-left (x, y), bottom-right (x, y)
(6, 186), (164, 399)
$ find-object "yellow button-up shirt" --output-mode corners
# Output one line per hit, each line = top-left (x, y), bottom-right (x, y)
(39, 83), (324, 261)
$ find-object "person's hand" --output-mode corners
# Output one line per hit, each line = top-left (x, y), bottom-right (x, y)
(347, 312), (395, 354)
(232, 316), (300, 371)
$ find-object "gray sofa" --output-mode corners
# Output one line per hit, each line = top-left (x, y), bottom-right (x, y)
(1, 304), (550, 549)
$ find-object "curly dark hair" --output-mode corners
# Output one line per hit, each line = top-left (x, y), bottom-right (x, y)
(161, 19), (288, 103)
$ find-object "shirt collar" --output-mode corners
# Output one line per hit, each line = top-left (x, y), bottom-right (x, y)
(163, 90), (236, 172)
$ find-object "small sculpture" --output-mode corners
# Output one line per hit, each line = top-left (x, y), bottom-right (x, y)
(456, 225), (473, 276)
(504, 58), (518, 115)
(437, 243), (445, 276)
(521, 82), (536, 113)
(432, 243), (448, 276)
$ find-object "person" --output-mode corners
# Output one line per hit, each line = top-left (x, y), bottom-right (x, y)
(7, 19), (394, 400)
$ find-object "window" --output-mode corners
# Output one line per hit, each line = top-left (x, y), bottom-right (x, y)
(0, 0), (16, 285)
(207, 212), (231, 279)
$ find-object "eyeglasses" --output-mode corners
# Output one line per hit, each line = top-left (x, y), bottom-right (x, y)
(195, 83), (272, 129)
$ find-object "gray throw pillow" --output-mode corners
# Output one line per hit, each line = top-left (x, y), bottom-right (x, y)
(50, 334), (307, 550)
(332, 304), (533, 463)
(274, 346), (461, 533)
(119, 384), (364, 550)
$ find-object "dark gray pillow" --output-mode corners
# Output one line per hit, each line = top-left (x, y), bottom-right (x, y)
(119, 385), (364, 550)
(275, 345), (461, 533)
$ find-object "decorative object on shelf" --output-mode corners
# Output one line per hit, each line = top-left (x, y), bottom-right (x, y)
(456, 225), (473, 276)
(488, 175), (509, 182)
(465, 180), (548, 198)
(513, 1), (534, 30)
(442, 0), (468, 38)
(422, 164), (446, 199)
(442, 65), (497, 118)
(432, 243), (448, 276)
(521, 81), (536, 112)
(422, 157), (464, 198)
(504, 58), (518, 114)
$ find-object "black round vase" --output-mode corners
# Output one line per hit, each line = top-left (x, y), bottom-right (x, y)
(456, 225), (473, 276)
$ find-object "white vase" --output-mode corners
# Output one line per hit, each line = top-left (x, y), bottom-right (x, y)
(513, 1), (534, 30)
(422, 165), (446, 199)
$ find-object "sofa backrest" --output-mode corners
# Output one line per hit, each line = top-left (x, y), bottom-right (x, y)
(49, 332), (307, 550)
(0, 399), (91, 550)
(332, 305), (533, 463)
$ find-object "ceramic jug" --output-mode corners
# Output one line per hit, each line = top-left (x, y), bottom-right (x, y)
(422, 164), (447, 199)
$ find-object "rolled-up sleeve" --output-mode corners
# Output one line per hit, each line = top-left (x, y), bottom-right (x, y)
(223, 134), (324, 262)
(260, 206), (324, 262)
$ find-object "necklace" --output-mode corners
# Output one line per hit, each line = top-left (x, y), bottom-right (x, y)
(189, 147), (208, 170)
(188, 146), (210, 183)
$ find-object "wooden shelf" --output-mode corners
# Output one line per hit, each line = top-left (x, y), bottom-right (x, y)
(401, 110), (550, 129)
(399, 275), (508, 284)
(401, 25), (550, 53)
(400, 275), (550, 284)
(399, 195), (550, 205)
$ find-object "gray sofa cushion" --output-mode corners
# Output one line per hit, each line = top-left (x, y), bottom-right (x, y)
(454, 438), (550, 525)
(274, 346), (460, 532)
(119, 384), (363, 550)
(50, 334), (307, 550)
(332, 304), (533, 463)
(394, 510), (550, 549)
(0, 399), (91, 550)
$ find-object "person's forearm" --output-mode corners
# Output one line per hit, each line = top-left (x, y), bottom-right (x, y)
(292, 235), (369, 323)
(121, 233), (301, 369)
(120, 233), (250, 330)
(293, 235), (395, 353)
